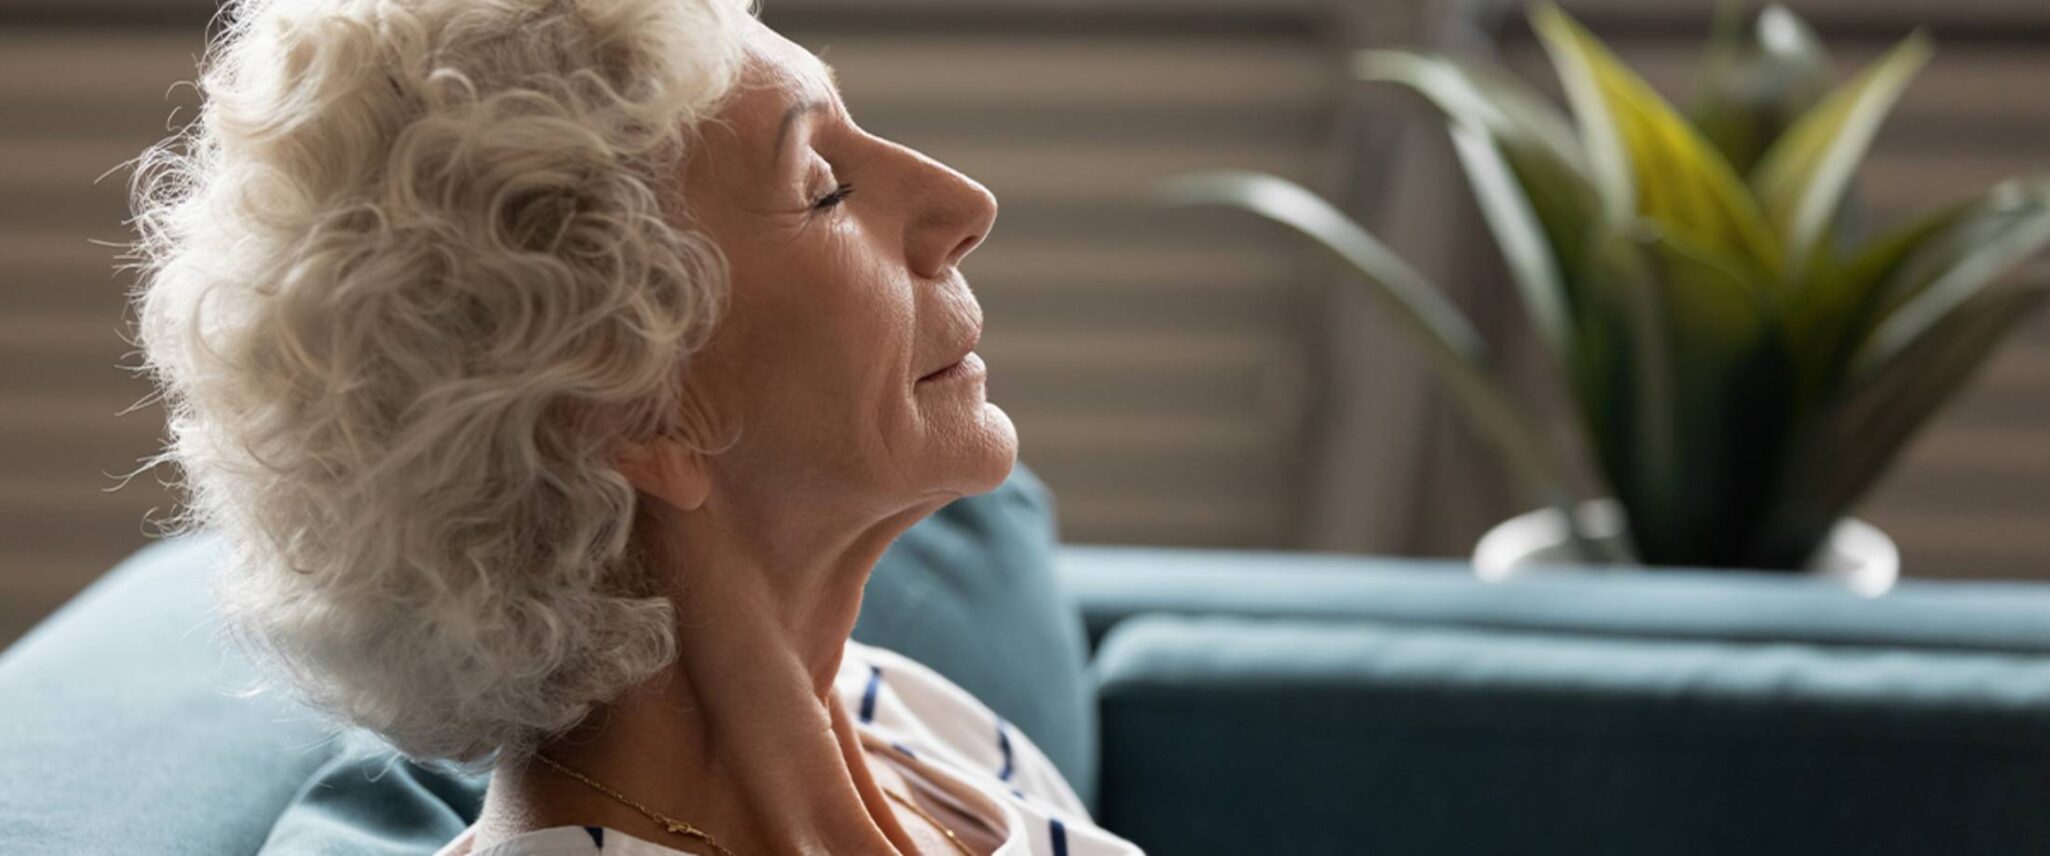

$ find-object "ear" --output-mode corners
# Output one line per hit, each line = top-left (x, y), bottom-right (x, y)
(615, 438), (713, 513)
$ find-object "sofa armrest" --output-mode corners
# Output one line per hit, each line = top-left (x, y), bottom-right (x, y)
(1088, 613), (2050, 856)
(0, 533), (341, 856)
(1055, 544), (2050, 655)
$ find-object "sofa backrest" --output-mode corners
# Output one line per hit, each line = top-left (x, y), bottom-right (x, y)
(0, 466), (1088, 855)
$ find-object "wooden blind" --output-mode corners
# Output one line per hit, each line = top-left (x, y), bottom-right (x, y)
(0, 28), (207, 643)
(0, 3), (1358, 647)
(4, 0), (2042, 650)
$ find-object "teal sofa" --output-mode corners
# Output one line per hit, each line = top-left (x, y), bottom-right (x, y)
(6, 465), (2050, 855)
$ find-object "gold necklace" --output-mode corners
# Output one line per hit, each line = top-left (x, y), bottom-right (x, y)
(531, 752), (976, 856)
(533, 752), (737, 856)
(883, 784), (978, 856)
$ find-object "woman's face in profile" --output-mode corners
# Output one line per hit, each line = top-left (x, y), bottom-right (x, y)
(673, 17), (1017, 525)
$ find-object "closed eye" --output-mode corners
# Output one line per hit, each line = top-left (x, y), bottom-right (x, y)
(812, 182), (855, 211)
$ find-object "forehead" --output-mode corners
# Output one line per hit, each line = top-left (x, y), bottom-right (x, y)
(729, 20), (837, 120)
(742, 18), (833, 84)
(682, 20), (839, 192)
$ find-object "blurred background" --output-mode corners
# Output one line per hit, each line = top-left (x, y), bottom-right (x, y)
(3, 0), (2046, 648)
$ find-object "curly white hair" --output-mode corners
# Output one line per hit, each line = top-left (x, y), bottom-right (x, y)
(120, 0), (755, 772)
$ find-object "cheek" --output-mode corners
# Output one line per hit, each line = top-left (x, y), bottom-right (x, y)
(758, 232), (916, 430)
(831, 252), (918, 410)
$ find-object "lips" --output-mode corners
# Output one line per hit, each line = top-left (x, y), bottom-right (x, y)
(918, 326), (982, 383)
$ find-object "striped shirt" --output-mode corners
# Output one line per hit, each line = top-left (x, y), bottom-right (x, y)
(433, 638), (1145, 856)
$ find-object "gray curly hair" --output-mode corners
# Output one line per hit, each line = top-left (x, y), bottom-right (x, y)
(121, 0), (755, 772)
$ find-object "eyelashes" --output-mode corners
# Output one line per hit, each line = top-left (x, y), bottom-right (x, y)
(811, 182), (855, 211)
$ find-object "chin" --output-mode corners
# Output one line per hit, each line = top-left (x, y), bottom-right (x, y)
(946, 402), (1020, 498)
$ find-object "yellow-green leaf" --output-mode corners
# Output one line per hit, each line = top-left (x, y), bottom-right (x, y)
(1689, 3), (1835, 175)
(1355, 50), (1587, 178)
(1752, 30), (1931, 281)
(1358, 50), (1603, 304)
(1575, 221), (1787, 564)
(1768, 284), (2048, 565)
(1532, 2), (1784, 281)
(1853, 179), (2050, 378)
(1785, 196), (1971, 405)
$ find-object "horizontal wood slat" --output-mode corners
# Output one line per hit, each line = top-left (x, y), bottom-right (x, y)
(1, 9), (1348, 649)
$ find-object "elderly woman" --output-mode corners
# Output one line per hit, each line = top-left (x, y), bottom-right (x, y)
(125, 0), (1144, 854)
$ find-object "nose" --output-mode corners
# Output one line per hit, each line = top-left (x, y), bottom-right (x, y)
(900, 147), (998, 280)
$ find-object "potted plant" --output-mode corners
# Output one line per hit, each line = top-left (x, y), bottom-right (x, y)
(1162, 3), (2050, 592)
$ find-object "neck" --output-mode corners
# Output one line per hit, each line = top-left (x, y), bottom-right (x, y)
(473, 494), (945, 855)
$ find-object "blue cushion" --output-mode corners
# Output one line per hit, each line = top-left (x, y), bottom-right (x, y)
(0, 465), (1088, 856)
(1059, 544), (2050, 655)
(0, 534), (336, 856)
(1093, 613), (2050, 855)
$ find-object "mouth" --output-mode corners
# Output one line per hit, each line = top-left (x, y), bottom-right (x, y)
(917, 351), (984, 384)
(918, 327), (984, 384)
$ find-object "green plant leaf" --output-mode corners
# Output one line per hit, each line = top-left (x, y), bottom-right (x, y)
(1689, 3), (1835, 176)
(1530, 4), (1633, 228)
(1445, 121), (1574, 359)
(1157, 171), (1607, 552)
(1785, 196), (1974, 406)
(1354, 50), (1587, 178)
(1356, 50), (1596, 355)
(1844, 285), (2047, 478)
(1762, 179), (2050, 566)
(1533, 2), (1784, 280)
(1852, 179), (2050, 377)
(1354, 50), (1600, 279)
(1578, 222), (1789, 564)
(1573, 227), (1674, 539)
(1760, 284), (2049, 567)
(1752, 30), (1931, 281)
(1158, 171), (1487, 362)
(1646, 228), (1795, 566)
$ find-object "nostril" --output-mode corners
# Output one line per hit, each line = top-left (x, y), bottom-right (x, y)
(948, 231), (985, 266)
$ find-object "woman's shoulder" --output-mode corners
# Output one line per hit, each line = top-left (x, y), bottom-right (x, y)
(838, 639), (1091, 818)
(840, 639), (980, 711)
(839, 638), (999, 736)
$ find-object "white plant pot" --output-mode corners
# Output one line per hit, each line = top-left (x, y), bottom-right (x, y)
(1472, 499), (1900, 597)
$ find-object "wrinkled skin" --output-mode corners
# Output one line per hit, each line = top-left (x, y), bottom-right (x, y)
(459, 15), (1015, 856)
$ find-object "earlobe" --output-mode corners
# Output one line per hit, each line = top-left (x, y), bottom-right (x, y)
(617, 440), (713, 512)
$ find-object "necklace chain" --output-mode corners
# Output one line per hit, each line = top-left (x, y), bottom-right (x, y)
(531, 751), (975, 856)
(883, 785), (978, 855)
(532, 753), (738, 856)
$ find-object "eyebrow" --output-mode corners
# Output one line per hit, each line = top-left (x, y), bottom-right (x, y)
(771, 62), (842, 164)
(773, 99), (831, 158)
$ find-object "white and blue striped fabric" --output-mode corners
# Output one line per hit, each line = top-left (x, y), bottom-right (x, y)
(435, 638), (1145, 856)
